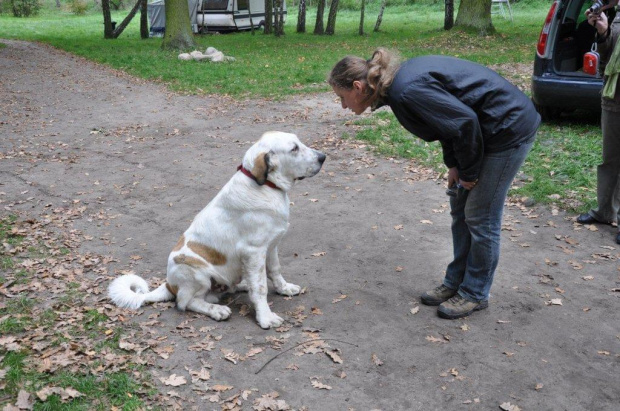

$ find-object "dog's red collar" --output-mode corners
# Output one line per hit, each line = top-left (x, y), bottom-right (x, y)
(237, 165), (280, 190)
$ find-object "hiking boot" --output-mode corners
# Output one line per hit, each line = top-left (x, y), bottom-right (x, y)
(420, 284), (458, 306)
(437, 294), (488, 319)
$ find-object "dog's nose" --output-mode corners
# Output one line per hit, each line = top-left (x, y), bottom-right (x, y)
(318, 153), (326, 164)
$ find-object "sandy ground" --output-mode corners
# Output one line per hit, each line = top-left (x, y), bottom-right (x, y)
(1, 39), (619, 410)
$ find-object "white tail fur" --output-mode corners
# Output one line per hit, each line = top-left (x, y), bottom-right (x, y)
(108, 273), (175, 310)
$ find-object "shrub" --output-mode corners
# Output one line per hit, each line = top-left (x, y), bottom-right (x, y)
(69, 0), (88, 15)
(10, 0), (40, 16)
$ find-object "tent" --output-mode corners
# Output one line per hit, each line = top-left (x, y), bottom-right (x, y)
(147, 0), (200, 37)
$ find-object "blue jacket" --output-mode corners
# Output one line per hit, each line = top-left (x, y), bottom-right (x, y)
(380, 55), (540, 182)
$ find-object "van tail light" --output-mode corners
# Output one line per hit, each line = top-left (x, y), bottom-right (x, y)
(537, 1), (559, 57)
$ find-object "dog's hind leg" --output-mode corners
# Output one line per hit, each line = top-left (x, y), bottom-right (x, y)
(175, 279), (231, 321)
(267, 245), (301, 296)
(186, 298), (231, 321)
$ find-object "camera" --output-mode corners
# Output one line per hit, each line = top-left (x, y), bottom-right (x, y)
(590, 0), (610, 14)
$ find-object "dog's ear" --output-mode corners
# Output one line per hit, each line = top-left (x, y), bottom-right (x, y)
(252, 152), (270, 185)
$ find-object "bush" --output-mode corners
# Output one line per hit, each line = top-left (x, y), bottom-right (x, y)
(10, 0), (40, 16)
(68, 0), (88, 15)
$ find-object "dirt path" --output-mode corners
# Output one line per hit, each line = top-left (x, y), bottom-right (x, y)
(1, 39), (619, 410)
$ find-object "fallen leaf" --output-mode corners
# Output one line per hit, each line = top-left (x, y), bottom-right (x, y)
(426, 335), (447, 344)
(371, 353), (383, 366)
(160, 374), (187, 387)
(212, 384), (234, 392)
(311, 380), (332, 390)
(500, 402), (521, 411)
(325, 349), (343, 364)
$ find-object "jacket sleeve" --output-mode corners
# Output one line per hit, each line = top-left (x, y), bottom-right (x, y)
(599, 14), (620, 69)
(398, 78), (484, 182)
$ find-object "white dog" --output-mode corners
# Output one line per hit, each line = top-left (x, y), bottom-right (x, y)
(108, 131), (326, 329)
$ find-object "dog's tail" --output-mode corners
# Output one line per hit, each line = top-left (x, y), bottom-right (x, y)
(108, 273), (175, 310)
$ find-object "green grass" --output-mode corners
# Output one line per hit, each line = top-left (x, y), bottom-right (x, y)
(0, 2), (600, 209)
(0, 216), (150, 410)
(2, 352), (146, 411)
(0, 0), (546, 98)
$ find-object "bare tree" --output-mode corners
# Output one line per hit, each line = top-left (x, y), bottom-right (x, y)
(325, 0), (339, 35)
(455, 0), (494, 35)
(314, 0), (325, 34)
(102, 0), (142, 39)
(140, 0), (148, 39)
(374, 0), (386, 32)
(264, 0), (273, 34)
(249, 0), (255, 35)
(274, 0), (285, 36)
(161, 0), (196, 50)
(359, 0), (365, 36)
(297, 0), (306, 33)
(444, 0), (454, 30)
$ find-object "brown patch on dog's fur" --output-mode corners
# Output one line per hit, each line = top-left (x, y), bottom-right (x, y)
(172, 235), (185, 252)
(188, 241), (227, 265)
(173, 254), (207, 268)
(166, 283), (179, 296)
(252, 152), (270, 185)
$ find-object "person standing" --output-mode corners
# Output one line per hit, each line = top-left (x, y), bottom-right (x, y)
(577, 4), (620, 245)
(328, 49), (540, 319)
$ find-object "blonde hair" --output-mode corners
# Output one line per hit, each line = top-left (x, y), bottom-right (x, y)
(328, 48), (400, 104)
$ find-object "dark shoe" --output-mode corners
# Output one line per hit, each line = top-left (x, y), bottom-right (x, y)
(421, 284), (458, 306)
(616, 232), (620, 245)
(576, 213), (606, 225)
(437, 294), (488, 319)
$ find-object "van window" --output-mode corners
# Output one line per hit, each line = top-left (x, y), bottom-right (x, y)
(202, 0), (229, 10)
(237, 0), (248, 10)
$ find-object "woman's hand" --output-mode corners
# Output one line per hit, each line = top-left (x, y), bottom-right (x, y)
(447, 167), (459, 188)
(448, 167), (477, 190)
(459, 179), (478, 190)
(586, 8), (609, 35)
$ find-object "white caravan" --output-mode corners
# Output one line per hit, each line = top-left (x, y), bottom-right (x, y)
(147, 0), (287, 35)
(197, 0), (287, 33)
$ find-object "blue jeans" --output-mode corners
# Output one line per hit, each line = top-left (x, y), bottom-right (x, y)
(443, 135), (535, 302)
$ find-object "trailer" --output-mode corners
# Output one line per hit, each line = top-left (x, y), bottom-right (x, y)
(198, 0), (287, 33)
(147, 0), (287, 35)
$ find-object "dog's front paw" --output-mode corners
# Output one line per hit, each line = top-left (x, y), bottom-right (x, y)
(208, 304), (232, 321)
(277, 282), (301, 296)
(257, 311), (284, 329)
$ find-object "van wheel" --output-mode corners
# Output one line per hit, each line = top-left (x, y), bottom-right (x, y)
(533, 102), (561, 122)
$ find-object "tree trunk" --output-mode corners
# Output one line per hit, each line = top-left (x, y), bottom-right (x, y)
(359, 0), (364, 36)
(277, 0), (285, 36)
(374, 0), (385, 32)
(56, 0), (61, 7)
(314, 0), (325, 34)
(102, 0), (114, 39)
(264, 0), (273, 34)
(325, 0), (339, 35)
(297, 0), (306, 33)
(249, 0), (255, 35)
(140, 0), (148, 38)
(455, 0), (494, 35)
(161, 0), (196, 50)
(111, 0), (142, 38)
(444, 0), (454, 30)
